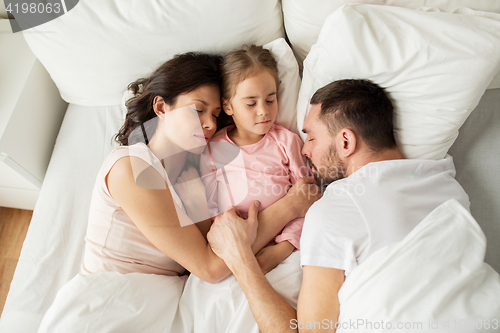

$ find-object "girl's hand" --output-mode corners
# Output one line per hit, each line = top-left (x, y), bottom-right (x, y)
(256, 241), (295, 275)
(173, 164), (210, 223)
(285, 176), (322, 218)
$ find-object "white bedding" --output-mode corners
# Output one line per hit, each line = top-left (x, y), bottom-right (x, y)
(0, 104), (123, 332)
(38, 273), (187, 333)
(32, 200), (500, 333)
(338, 199), (500, 333)
(2, 3), (500, 332)
(36, 252), (303, 333)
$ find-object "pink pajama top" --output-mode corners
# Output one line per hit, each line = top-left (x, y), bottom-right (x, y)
(200, 124), (309, 249)
(81, 143), (185, 276)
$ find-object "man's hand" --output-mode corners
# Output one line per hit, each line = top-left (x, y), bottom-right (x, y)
(207, 201), (260, 269)
(286, 177), (323, 218)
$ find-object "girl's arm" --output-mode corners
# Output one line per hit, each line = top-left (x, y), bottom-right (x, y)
(251, 176), (321, 253)
(256, 241), (295, 275)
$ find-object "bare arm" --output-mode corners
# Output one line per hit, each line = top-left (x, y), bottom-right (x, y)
(108, 157), (229, 283)
(208, 207), (298, 333)
(251, 176), (321, 253)
(297, 266), (344, 332)
(229, 245), (298, 333)
(256, 241), (295, 275)
(185, 172), (321, 253)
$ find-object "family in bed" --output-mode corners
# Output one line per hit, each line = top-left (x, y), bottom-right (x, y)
(80, 45), (469, 332)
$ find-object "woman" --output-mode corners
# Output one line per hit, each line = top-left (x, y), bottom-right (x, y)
(80, 52), (320, 283)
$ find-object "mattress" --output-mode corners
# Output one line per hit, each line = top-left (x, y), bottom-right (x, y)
(0, 89), (499, 332)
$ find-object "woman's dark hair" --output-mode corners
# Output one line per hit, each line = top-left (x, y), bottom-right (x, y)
(310, 79), (396, 152)
(115, 52), (223, 146)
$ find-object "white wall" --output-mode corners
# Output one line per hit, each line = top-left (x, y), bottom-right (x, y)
(0, 1), (7, 19)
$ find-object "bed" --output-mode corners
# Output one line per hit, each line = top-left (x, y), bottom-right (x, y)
(1, 1), (500, 332)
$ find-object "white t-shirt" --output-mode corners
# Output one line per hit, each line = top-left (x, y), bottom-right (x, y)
(300, 156), (470, 276)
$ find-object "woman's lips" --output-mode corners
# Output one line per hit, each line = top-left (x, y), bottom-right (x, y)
(194, 135), (209, 143)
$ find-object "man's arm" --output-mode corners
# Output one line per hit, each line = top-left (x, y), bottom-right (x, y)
(229, 244), (298, 333)
(208, 204), (298, 333)
(297, 266), (344, 332)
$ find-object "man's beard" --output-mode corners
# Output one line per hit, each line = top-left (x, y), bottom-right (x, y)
(306, 144), (346, 189)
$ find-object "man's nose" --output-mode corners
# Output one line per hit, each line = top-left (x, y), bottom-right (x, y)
(301, 143), (310, 157)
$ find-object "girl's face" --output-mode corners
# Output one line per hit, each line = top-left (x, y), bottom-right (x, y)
(224, 70), (278, 144)
(157, 84), (222, 154)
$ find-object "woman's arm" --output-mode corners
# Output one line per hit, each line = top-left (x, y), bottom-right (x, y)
(107, 156), (229, 283)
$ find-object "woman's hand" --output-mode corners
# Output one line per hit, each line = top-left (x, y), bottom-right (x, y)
(285, 176), (322, 218)
(256, 241), (295, 275)
(173, 164), (210, 224)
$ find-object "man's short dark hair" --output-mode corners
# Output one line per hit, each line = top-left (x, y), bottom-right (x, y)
(310, 79), (396, 152)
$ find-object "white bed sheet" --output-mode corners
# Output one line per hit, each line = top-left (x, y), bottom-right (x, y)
(0, 104), (123, 332)
(23, 200), (500, 333)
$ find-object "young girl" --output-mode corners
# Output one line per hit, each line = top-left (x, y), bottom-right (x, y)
(200, 45), (310, 273)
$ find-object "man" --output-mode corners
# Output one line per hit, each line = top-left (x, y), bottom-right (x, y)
(208, 79), (470, 332)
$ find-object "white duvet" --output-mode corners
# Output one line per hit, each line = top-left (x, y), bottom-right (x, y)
(337, 199), (500, 333)
(38, 200), (500, 333)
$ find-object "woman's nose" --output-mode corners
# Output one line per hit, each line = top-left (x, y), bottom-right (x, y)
(201, 113), (216, 130)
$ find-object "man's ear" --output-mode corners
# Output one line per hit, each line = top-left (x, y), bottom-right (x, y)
(153, 96), (169, 117)
(222, 99), (233, 116)
(338, 128), (357, 158)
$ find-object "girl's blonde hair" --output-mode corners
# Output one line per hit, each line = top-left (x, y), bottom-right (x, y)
(221, 44), (279, 101)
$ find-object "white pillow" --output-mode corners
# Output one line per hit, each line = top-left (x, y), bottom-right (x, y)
(264, 38), (301, 135)
(283, 0), (500, 89)
(22, 0), (285, 106)
(296, 4), (500, 160)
